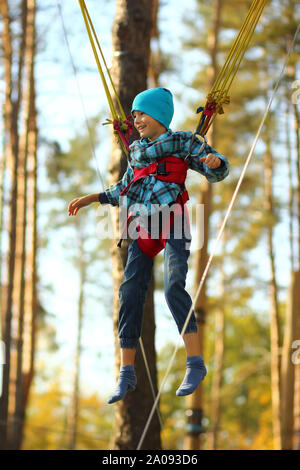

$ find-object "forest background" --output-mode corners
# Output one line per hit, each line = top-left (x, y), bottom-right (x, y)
(0, 0), (300, 451)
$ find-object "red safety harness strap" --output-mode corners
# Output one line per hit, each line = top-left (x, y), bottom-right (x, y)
(118, 156), (190, 258)
(120, 155), (189, 197)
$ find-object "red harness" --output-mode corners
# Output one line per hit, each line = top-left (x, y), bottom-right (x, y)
(118, 156), (190, 258)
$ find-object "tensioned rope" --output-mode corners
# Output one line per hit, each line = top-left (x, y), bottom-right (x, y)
(196, 0), (267, 137)
(57, 0), (163, 430)
(136, 22), (300, 451)
(78, 0), (133, 156)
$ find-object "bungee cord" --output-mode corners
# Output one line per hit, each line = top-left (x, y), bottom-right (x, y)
(78, 0), (133, 156)
(196, 0), (267, 137)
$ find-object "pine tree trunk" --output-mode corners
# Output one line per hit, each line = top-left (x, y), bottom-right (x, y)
(281, 82), (299, 450)
(9, 0), (30, 449)
(285, 100), (295, 270)
(0, 0), (37, 449)
(282, 14), (300, 447)
(185, 0), (222, 451)
(0, 106), (7, 318)
(281, 271), (300, 449)
(294, 275), (300, 450)
(207, 239), (225, 450)
(68, 221), (85, 450)
(0, 0), (22, 449)
(109, 0), (161, 450)
(292, 79), (300, 452)
(264, 130), (282, 450)
(21, 49), (38, 443)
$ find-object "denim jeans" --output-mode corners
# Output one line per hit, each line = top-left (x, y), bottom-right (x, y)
(118, 211), (198, 348)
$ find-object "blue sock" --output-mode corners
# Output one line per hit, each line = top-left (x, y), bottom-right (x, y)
(107, 365), (137, 404)
(176, 355), (207, 397)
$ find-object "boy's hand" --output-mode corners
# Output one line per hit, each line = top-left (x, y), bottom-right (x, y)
(199, 153), (221, 169)
(68, 195), (93, 216)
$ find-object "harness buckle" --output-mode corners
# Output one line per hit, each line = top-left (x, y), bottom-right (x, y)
(156, 161), (170, 176)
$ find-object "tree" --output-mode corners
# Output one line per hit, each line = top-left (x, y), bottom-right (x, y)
(179, 0), (295, 450)
(279, 0), (300, 450)
(43, 116), (107, 449)
(108, 0), (161, 450)
(184, 0), (224, 450)
(0, 0), (38, 449)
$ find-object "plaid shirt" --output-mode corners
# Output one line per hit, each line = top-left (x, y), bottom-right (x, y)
(104, 130), (229, 215)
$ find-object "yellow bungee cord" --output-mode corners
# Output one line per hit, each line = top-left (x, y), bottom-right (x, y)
(196, 0), (267, 137)
(78, 0), (133, 156)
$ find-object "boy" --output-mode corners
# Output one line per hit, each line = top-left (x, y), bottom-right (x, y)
(68, 88), (229, 404)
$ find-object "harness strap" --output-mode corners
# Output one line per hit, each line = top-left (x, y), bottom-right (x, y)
(120, 156), (189, 197)
(117, 156), (190, 256)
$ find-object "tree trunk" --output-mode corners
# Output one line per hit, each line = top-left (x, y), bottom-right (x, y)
(292, 68), (300, 453)
(185, 0), (222, 451)
(281, 15), (300, 447)
(285, 100), (295, 270)
(0, 0), (37, 449)
(281, 271), (300, 449)
(9, 0), (30, 449)
(0, 0), (22, 449)
(207, 239), (226, 450)
(293, 273), (300, 450)
(109, 0), (160, 450)
(68, 221), (85, 450)
(264, 129), (282, 450)
(0, 102), (7, 321)
(21, 1), (38, 446)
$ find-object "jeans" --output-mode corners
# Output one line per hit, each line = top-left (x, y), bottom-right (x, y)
(118, 211), (198, 348)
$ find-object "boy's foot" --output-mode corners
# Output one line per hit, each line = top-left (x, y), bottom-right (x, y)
(176, 355), (207, 396)
(107, 365), (137, 404)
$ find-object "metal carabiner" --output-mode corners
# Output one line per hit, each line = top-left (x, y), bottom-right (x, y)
(184, 133), (208, 161)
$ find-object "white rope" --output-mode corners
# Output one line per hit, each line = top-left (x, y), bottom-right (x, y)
(139, 338), (164, 429)
(57, 0), (162, 424)
(136, 22), (300, 450)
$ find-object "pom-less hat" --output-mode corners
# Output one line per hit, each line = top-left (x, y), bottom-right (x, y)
(131, 88), (174, 130)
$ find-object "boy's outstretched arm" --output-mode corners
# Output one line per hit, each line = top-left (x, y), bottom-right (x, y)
(68, 164), (134, 216)
(68, 193), (99, 216)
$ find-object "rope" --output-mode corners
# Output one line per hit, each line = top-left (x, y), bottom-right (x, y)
(136, 22), (300, 451)
(78, 0), (132, 156)
(139, 338), (164, 430)
(197, 0), (267, 136)
(58, 0), (162, 429)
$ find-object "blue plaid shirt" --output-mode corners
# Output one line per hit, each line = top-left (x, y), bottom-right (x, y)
(103, 130), (229, 215)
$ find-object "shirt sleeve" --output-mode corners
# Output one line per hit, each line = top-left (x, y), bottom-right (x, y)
(103, 164), (134, 206)
(186, 135), (230, 183)
(98, 192), (109, 204)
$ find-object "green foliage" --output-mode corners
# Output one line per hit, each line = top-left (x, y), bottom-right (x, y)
(22, 371), (114, 450)
(158, 307), (272, 450)
(155, 0), (300, 451)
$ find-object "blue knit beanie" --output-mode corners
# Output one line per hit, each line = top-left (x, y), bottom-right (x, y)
(131, 88), (174, 130)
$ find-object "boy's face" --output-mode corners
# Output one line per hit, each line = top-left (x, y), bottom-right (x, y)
(133, 110), (166, 141)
